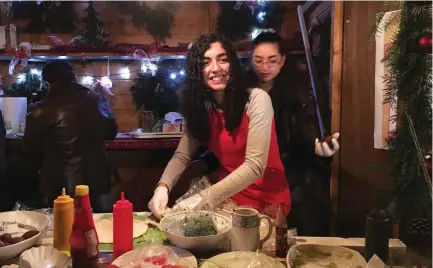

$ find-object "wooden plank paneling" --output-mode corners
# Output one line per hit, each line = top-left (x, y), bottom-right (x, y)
(338, 1), (391, 237)
(329, 1), (343, 236)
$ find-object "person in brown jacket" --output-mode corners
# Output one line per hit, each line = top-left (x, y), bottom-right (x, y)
(22, 61), (118, 212)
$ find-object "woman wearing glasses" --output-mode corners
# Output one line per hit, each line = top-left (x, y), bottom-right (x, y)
(177, 31), (340, 235)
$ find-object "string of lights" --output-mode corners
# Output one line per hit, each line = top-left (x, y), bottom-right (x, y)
(3, 60), (187, 87)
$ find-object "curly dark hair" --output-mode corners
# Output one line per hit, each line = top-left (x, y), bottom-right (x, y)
(181, 33), (249, 143)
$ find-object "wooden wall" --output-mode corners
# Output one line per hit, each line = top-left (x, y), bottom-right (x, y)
(337, 1), (391, 237)
(0, 2), (301, 133)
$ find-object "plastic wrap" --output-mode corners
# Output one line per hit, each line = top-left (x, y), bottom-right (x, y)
(118, 245), (190, 268)
(170, 177), (237, 216)
(12, 202), (53, 236)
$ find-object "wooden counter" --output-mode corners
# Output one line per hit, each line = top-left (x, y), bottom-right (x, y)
(6, 134), (181, 150)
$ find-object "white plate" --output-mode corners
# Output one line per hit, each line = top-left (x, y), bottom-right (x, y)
(112, 245), (197, 268)
(0, 211), (49, 260)
(200, 251), (285, 268)
(19, 245), (72, 268)
(287, 244), (367, 268)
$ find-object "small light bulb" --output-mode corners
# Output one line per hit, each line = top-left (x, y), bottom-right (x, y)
(58, 56), (67, 59)
(17, 73), (26, 83)
(120, 67), (131, 79)
(30, 68), (42, 76)
(180, 70), (185, 76)
(251, 28), (263, 40)
(100, 76), (113, 89)
(149, 63), (158, 76)
(170, 73), (177, 79)
(81, 76), (94, 85)
(257, 12), (266, 22)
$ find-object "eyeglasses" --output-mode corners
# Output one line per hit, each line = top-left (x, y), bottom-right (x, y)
(252, 60), (281, 68)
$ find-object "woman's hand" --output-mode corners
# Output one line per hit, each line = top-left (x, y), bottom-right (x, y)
(148, 186), (169, 219)
(315, 132), (340, 157)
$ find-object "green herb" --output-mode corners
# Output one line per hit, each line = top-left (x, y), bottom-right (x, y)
(181, 215), (217, 237)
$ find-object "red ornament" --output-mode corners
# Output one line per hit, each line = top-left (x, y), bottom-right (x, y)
(425, 159), (432, 170)
(418, 31), (432, 53)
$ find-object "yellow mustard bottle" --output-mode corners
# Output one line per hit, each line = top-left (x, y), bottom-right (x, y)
(53, 188), (74, 252)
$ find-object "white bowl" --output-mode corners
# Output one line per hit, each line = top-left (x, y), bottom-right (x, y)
(19, 245), (72, 268)
(287, 244), (367, 268)
(0, 211), (49, 260)
(160, 211), (231, 252)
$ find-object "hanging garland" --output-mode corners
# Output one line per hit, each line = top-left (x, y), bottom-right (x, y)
(216, 0), (286, 41)
(130, 59), (183, 119)
(4, 67), (47, 105)
(10, 1), (78, 33)
(374, 1), (432, 249)
(114, 2), (178, 43)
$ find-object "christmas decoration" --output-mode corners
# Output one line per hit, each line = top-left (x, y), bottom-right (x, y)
(418, 31), (432, 53)
(217, 0), (286, 41)
(74, 1), (109, 47)
(80, 54), (87, 68)
(114, 2), (178, 43)
(130, 60), (181, 118)
(5, 42), (32, 75)
(4, 67), (47, 104)
(407, 217), (432, 249)
(11, 1), (78, 33)
(375, 1), (432, 248)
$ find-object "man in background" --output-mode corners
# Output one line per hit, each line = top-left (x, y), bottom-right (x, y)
(22, 60), (118, 212)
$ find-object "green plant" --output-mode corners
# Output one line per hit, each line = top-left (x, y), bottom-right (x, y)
(373, 0), (432, 230)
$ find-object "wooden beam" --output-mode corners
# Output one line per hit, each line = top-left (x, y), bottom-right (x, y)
(329, 0), (344, 236)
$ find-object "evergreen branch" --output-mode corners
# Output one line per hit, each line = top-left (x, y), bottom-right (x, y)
(404, 108), (432, 198)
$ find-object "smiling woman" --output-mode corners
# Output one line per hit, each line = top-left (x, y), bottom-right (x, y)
(148, 33), (291, 219)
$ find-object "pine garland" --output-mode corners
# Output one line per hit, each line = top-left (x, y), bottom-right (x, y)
(216, 1), (286, 41)
(4, 69), (47, 105)
(374, 1), (432, 222)
(114, 2), (178, 43)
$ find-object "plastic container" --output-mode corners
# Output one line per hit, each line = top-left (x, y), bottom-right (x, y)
(113, 192), (133, 259)
(70, 185), (100, 268)
(53, 188), (74, 252)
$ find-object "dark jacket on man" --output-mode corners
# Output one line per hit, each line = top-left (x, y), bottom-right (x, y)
(22, 82), (118, 211)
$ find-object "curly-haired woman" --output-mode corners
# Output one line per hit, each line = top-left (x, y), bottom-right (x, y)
(148, 33), (291, 219)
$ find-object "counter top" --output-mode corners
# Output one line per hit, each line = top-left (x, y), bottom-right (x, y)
(6, 133), (181, 150)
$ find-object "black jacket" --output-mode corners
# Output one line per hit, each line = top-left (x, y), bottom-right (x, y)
(22, 82), (118, 202)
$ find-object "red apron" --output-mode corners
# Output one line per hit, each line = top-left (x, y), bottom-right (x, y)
(208, 110), (291, 215)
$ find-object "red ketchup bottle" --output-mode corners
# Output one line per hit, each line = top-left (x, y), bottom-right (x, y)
(113, 192), (133, 259)
(70, 185), (100, 268)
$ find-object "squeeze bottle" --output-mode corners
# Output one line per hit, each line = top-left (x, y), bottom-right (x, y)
(53, 188), (74, 252)
(113, 192), (133, 259)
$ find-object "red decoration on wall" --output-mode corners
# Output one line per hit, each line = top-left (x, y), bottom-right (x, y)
(4, 42), (32, 74)
(418, 31), (432, 54)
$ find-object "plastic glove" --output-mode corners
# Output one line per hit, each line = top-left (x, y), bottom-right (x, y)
(148, 186), (169, 219)
(315, 132), (340, 157)
(172, 193), (212, 212)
